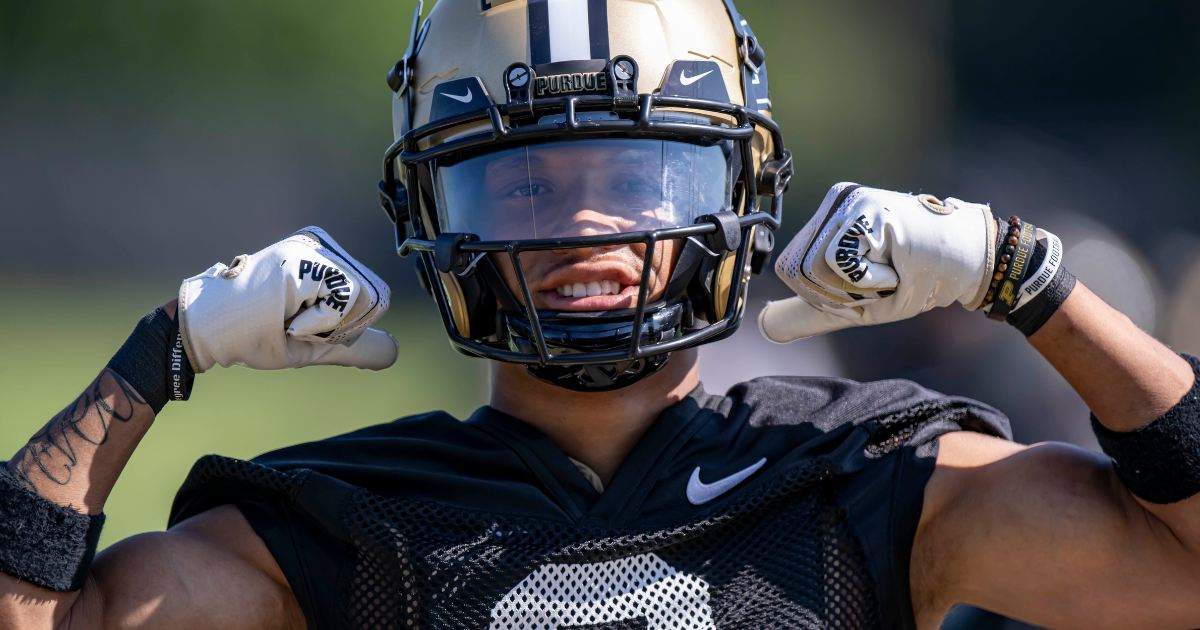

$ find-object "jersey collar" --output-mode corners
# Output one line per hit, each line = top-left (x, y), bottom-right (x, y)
(465, 384), (718, 525)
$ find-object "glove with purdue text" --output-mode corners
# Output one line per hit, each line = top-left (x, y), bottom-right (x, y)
(759, 183), (998, 343)
(178, 226), (398, 371)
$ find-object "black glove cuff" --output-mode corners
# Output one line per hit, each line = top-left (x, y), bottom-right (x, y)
(1092, 353), (1200, 504)
(106, 306), (194, 414)
(0, 465), (105, 591)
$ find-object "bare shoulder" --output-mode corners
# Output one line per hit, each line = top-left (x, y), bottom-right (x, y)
(910, 432), (1144, 630)
(67, 505), (304, 630)
(168, 505), (292, 588)
(919, 432), (1118, 533)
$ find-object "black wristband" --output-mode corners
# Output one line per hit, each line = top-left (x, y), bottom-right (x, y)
(106, 306), (193, 414)
(1007, 266), (1076, 337)
(1092, 353), (1200, 504)
(168, 325), (195, 403)
(0, 465), (105, 591)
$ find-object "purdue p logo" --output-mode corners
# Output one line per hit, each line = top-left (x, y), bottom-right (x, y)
(488, 553), (715, 629)
(998, 281), (1017, 307)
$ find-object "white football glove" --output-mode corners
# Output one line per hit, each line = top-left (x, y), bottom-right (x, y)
(178, 226), (399, 372)
(759, 183), (999, 343)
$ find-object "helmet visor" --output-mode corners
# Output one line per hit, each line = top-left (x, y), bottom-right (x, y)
(433, 138), (733, 241)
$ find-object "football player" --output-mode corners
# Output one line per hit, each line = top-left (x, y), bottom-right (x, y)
(4, 1), (1200, 629)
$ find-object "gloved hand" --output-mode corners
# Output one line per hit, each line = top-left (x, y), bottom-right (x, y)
(759, 183), (999, 343)
(178, 226), (399, 371)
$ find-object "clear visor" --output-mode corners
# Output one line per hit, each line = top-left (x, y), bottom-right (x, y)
(433, 138), (733, 241)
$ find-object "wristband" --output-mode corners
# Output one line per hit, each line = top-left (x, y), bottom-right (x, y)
(1004, 228), (1075, 337)
(168, 326), (194, 402)
(107, 306), (194, 414)
(0, 465), (105, 591)
(1091, 353), (1200, 504)
(1007, 265), (1076, 337)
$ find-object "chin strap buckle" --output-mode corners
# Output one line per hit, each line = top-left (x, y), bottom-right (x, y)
(757, 149), (793, 198)
(434, 232), (480, 275)
(378, 180), (410, 225)
(697, 210), (742, 254)
(749, 226), (774, 275)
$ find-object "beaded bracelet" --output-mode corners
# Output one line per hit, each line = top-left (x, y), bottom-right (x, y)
(980, 216), (1018, 309)
(985, 215), (1037, 321)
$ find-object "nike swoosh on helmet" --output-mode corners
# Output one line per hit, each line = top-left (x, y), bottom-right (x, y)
(679, 69), (714, 86)
(442, 89), (473, 103)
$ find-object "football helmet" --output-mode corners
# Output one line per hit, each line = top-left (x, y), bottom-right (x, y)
(380, 0), (792, 391)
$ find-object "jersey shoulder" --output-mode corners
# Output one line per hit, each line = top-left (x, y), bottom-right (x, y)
(248, 410), (544, 500)
(710, 375), (1011, 446)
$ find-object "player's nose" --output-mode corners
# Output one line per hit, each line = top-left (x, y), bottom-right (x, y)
(548, 209), (637, 256)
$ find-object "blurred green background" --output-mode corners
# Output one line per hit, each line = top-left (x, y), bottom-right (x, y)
(4, 2), (1200, 628)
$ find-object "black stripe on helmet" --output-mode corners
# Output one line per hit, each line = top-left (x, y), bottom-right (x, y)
(528, 0), (552, 66)
(587, 0), (609, 60)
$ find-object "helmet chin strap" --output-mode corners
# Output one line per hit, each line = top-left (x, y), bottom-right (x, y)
(505, 297), (688, 392)
(524, 354), (672, 393)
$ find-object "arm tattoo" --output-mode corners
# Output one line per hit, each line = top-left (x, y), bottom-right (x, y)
(8, 368), (148, 493)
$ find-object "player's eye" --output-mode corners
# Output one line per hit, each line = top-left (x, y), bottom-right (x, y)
(509, 182), (552, 197)
(614, 177), (660, 195)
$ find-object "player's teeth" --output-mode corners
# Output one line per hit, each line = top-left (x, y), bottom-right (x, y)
(587, 281), (602, 297)
(557, 285), (571, 296)
(572, 282), (587, 297)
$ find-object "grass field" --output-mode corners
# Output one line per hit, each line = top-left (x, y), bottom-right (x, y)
(0, 276), (488, 549)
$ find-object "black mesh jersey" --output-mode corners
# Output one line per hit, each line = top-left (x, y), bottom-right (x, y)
(169, 376), (1009, 630)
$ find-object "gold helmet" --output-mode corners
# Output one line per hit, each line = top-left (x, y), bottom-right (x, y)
(380, 0), (792, 391)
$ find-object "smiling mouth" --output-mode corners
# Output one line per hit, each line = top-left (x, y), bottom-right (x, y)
(553, 280), (624, 297)
(538, 281), (639, 311)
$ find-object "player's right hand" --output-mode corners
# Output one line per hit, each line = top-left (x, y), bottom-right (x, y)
(759, 183), (997, 342)
(178, 226), (398, 372)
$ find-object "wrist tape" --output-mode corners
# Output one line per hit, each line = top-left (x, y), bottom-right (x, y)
(106, 306), (194, 414)
(1091, 353), (1200, 504)
(0, 465), (105, 591)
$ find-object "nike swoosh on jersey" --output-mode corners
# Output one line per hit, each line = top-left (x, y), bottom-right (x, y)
(442, 89), (473, 103)
(686, 457), (767, 505)
(679, 69), (714, 86)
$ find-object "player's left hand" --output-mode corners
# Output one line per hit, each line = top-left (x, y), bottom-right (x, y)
(759, 183), (997, 342)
